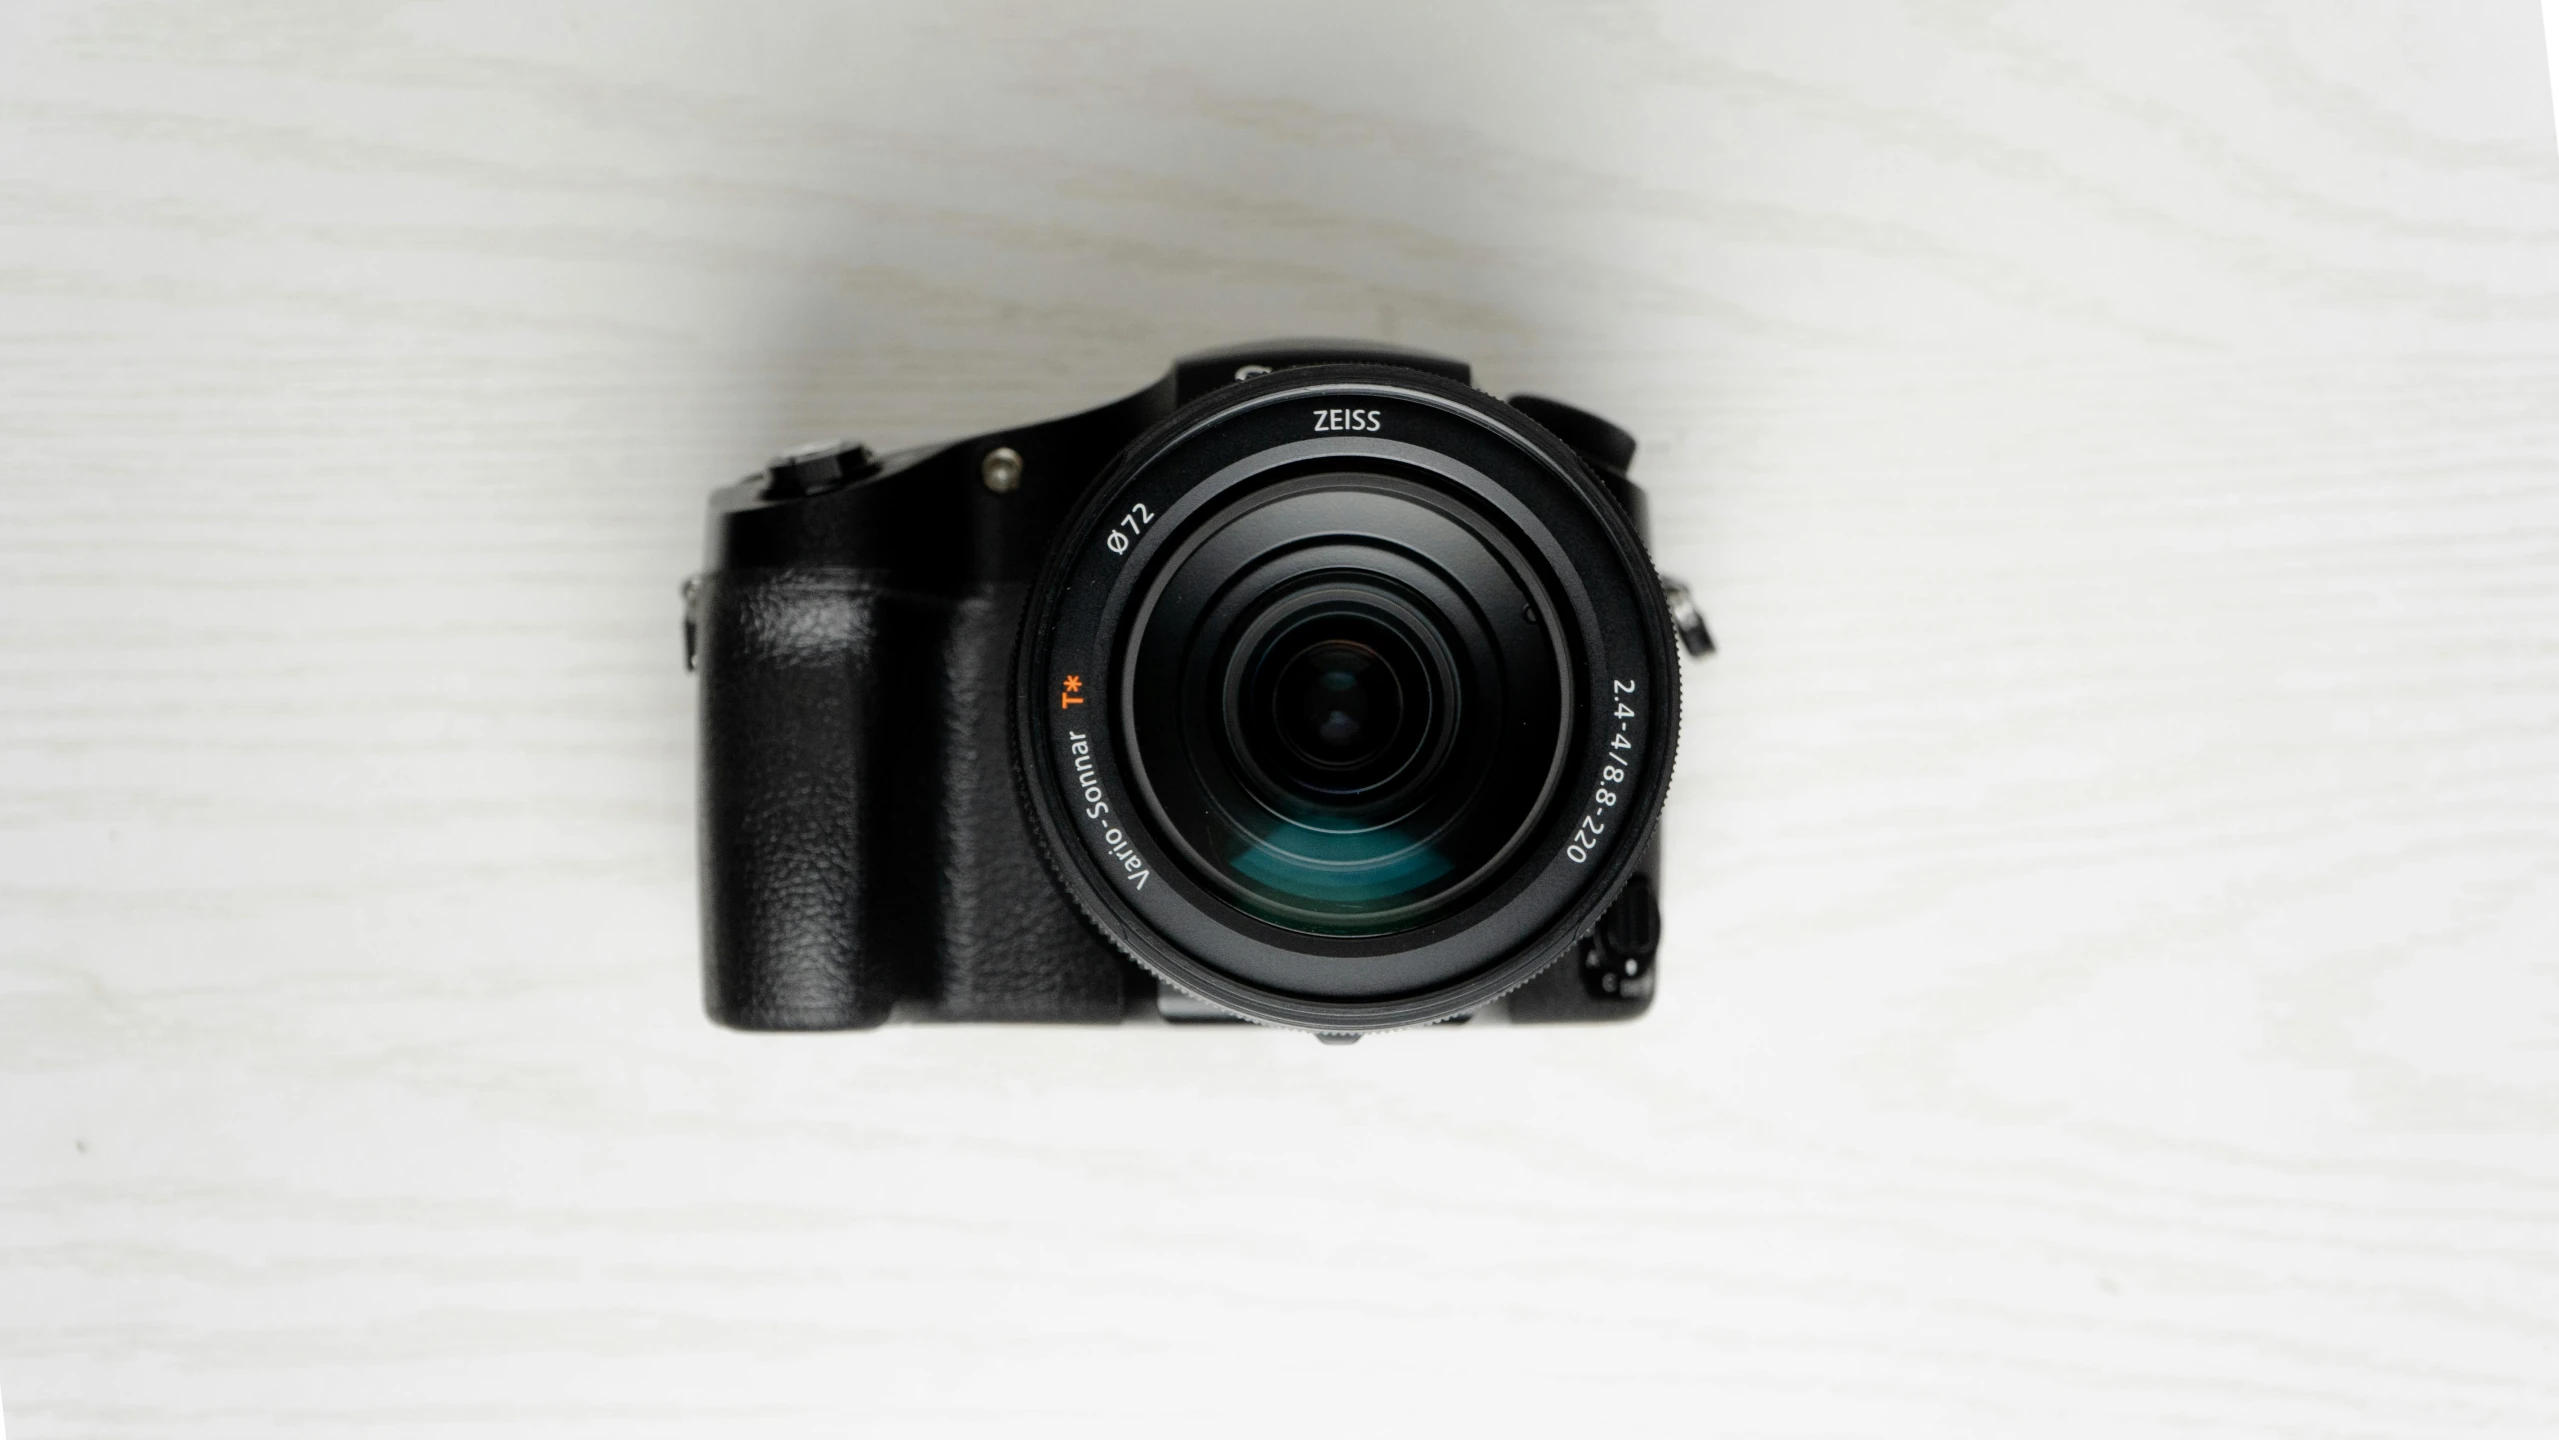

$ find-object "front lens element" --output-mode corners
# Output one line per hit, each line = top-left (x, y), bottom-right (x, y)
(1124, 476), (1569, 937)
(1236, 602), (1441, 808)
(1272, 637), (1398, 776)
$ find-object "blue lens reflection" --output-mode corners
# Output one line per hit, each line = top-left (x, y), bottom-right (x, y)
(1226, 820), (1455, 908)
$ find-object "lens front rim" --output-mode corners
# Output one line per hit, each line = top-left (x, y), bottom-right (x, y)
(1014, 367), (1680, 1032)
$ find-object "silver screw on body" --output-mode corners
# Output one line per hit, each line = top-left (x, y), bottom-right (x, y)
(981, 446), (1023, 494)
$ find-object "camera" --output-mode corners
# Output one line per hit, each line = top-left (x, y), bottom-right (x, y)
(686, 340), (1709, 1036)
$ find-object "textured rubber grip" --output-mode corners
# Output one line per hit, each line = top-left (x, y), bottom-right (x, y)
(695, 569), (903, 1030)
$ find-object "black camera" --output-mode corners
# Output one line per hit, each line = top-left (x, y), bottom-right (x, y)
(686, 340), (1708, 1036)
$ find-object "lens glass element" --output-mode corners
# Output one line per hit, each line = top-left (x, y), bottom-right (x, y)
(1123, 476), (1569, 937)
(1269, 635), (1400, 780)
(1239, 606), (1438, 806)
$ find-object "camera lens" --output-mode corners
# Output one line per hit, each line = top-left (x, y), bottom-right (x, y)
(1018, 365), (1680, 1029)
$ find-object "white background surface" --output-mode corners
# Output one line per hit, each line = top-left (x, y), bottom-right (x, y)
(5, 3), (2559, 1436)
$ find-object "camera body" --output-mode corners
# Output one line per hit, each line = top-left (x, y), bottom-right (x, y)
(689, 340), (1695, 1034)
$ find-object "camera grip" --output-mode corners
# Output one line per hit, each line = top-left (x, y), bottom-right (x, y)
(695, 569), (907, 1030)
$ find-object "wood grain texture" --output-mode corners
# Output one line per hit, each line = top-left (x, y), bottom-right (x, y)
(3, 1), (2557, 1435)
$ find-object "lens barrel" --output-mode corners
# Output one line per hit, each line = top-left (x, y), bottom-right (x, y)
(1016, 366), (1677, 1031)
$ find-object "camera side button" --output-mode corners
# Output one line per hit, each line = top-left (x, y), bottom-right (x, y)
(1662, 577), (1716, 658)
(1583, 874), (1659, 1002)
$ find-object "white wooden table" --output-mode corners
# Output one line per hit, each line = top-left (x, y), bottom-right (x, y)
(5, 3), (2557, 1435)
